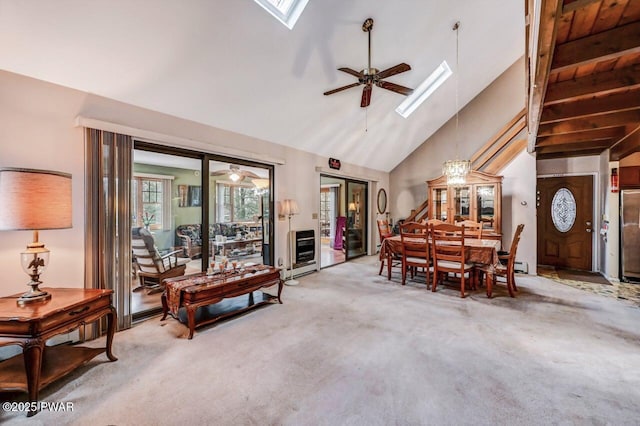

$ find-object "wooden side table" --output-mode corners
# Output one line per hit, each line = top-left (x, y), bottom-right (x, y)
(0, 288), (117, 415)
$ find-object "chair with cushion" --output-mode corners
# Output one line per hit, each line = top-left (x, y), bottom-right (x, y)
(399, 221), (431, 287)
(133, 227), (190, 294)
(483, 224), (524, 298)
(430, 223), (476, 298)
(377, 219), (401, 278)
(455, 220), (484, 239)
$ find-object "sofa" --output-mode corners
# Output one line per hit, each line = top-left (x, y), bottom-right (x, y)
(175, 223), (263, 258)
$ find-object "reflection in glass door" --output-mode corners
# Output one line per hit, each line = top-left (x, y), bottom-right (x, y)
(208, 160), (271, 269)
(131, 148), (201, 319)
(346, 180), (367, 259)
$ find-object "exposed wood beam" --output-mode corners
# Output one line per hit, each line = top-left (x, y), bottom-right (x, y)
(536, 127), (624, 146)
(610, 125), (640, 160)
(550, 22), (640, 74)
(537, 109), (640, 136)
(527, 0), (563, 152)
(537, 147), (606, 159)
(537, 140), (613, 154)
(562, 0), (601, 15)
(540, 91), (640, 123)
(544, 64), (640, 105)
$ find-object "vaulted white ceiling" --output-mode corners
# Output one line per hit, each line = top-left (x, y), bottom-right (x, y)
(0, 0), (524, 172)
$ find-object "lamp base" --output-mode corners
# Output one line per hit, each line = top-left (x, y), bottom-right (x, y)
(17, 287), (52, 306)
(284, 279), (299, 286)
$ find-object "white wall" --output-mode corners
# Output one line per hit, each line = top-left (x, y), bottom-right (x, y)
(0, 70), (389, 296)
(501, 150), (537, 274)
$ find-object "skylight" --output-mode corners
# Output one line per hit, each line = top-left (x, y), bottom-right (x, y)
(253, 0), (309, 30)
(395, 61), (452, 118)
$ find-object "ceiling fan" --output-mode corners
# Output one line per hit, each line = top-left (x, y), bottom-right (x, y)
(211, 165), (260, 182)
(324, 18), (414, 108)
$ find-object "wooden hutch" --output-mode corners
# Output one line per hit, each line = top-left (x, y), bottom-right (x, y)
(427, 170), (503, 238)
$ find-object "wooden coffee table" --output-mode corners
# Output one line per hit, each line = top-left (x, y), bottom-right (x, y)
(161, 266), (283, 339)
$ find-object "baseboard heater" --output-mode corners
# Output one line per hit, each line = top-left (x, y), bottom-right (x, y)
(514, 260), (528, 274)
(292, 260), (317, 278)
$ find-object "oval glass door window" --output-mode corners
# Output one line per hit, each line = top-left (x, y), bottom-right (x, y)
(551, 187), (576, 233)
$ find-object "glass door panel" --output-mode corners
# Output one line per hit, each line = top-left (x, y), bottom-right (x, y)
(346, 180), (367, 259)
(132, 148), (201, 319)
(208, 160), (271, 269)
(476, 185), (496, 229)
(453, 186), (471, 222)
(432, 188), (448, 221)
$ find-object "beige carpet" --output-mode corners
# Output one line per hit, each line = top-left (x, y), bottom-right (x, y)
(3, 256), (640, 425)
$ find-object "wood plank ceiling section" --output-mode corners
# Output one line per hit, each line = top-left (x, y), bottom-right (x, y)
(529, 0), (640, 160)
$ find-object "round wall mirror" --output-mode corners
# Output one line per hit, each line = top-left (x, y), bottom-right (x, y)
(377, 188), (387, 214)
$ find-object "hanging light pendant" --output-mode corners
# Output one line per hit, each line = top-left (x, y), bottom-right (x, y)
(443, 21), (471, 186)
(443, 158), (471, 186)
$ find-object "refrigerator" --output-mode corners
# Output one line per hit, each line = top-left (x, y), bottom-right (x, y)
(621, 190), (640, 282)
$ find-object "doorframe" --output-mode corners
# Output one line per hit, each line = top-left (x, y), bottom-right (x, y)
(537, 172), (599, 272)
(318, 172), (372, 266)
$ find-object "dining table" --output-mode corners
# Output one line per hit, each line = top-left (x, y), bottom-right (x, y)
(379, 234), (502, 295)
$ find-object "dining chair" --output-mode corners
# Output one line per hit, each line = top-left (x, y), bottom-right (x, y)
(377, 219), (402, 278)
(430, 223), (476, 297)
(399, 221), (431, 287)
(455, 220), (484, 239)
(483, 224), (525, 298)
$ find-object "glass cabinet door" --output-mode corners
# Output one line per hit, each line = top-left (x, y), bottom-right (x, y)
(452, 186), (471, 222)
(476, 185), (496, 229)
(432, 188), (448, 221)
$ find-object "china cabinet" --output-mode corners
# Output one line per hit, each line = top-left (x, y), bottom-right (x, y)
(427, 170), (503, 237)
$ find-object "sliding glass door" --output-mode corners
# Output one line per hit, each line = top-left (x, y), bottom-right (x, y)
(345, 180), (367, 259)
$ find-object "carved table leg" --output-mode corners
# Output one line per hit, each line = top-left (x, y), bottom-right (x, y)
(23, 338), (44, 416)
(160, 291), (169, 321)
(486, 271), (494, 298)
(277, 279), (283, 304)
(106, 306), (118, 361)
(186, 305), (197, 340)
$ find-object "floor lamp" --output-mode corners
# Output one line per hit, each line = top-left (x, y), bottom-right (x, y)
(281, 199), (300, 286)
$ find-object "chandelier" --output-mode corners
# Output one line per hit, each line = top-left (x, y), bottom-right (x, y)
(443, 21), (471, 186)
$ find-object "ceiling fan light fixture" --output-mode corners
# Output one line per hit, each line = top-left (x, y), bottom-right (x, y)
(395, 61), (452, 118)
(229, 172), (241, 182)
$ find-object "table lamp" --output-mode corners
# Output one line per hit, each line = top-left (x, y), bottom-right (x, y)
(0, 168), (72, 305)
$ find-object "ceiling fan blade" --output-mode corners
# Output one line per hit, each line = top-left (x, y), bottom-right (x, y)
(376, 80), (414, 96)
(211, 170), (230, 176)
(324, 82), (361, 96)
(376, 63), (411, 80)
(361, 84), (372, 108)
(338, 67), (363, 78)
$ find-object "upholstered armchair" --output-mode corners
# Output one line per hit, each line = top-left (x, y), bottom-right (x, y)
(175, 224), (203, 259)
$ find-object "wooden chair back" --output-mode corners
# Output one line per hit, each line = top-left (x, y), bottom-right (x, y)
(430, 223), (466, 262)
(504, 224), (525, 275)
(399, 222), (430, 286)
(430, 223), (475, 297)
(377, 219), (393, 241)
(455, 220), (484, 239)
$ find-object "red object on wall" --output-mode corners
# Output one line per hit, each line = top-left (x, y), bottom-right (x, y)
(611, 168), (619, 193)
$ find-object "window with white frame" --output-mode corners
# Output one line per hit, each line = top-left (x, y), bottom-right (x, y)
(132, 174), (173, 230)
(217, 183), (260, 223)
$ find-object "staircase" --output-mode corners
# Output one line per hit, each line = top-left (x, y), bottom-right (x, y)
(470, 108), (527, 174)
